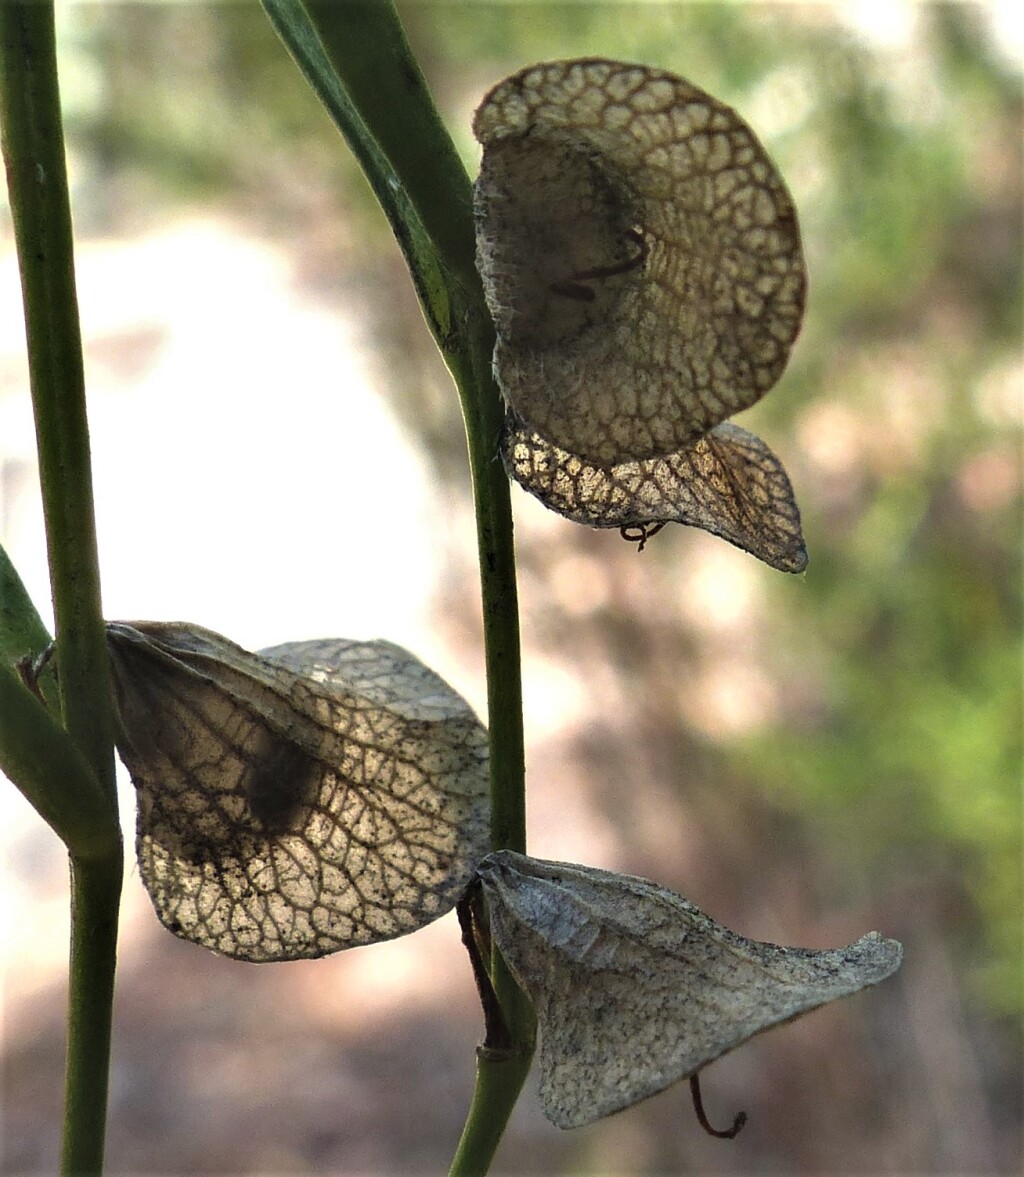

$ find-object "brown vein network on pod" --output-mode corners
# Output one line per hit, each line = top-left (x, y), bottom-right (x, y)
(106, 621), (491, 963)
(474, 58), (806, 468)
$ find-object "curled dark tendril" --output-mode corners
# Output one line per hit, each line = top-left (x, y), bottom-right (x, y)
(689, 1074), (747, 1140)
(619, 522), (665, 552)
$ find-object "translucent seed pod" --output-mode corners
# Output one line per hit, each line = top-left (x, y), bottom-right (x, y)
(107, 622), (490, 963)
(474, 59), (806, 469)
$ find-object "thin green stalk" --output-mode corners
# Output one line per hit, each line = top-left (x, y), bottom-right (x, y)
(0, 1), (116, 786)
(448, 1047), (534, 1177)
(1, 539), (61, 711)
(445, 331), (535, 1177)
(0, 2), (122, 1172)
(0, 656), (117, 860)
(272, 0), (529, 859)
(301, 0), (476, 281)
(260, 3), (534, 1170)
(1, 540), (54, 658)
(62, 853), (123, 1174)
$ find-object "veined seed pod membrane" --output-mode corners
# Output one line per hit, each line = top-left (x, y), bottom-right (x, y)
(504, 418), (807, 573)
(474, 60), (809, 570)
(474, 59), (805, 468)
(478, 851), (903, 1129)
(106, 622), (490, 963)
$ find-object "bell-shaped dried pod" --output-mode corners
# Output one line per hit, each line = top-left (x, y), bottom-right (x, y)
(503, 415), (807, 573)
(474, 59), (805, 468)
(477, 851), (903, 1129)
(106, 622), (490, 963)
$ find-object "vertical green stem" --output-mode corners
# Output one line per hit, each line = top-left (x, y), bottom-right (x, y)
(451, 317), (528, 859)
(0, 2), (122, 1172)
(445, 327), (536, 1177)
(310, 7), (539, 1165)
(291, 0), (530, 861)
(260, 4), (536, 1170)
(448, 1048), (533, 1177)
(62, 855), (123, 1174)
(0, 2), (116, 778)
(0, 656), (116, 857)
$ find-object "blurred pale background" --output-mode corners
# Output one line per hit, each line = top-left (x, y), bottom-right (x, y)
(1, 2), (1021, 1174)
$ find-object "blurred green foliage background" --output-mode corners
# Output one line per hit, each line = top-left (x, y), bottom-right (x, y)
(3, 2), (1020, 1173)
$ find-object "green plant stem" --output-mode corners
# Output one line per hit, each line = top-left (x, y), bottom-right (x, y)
(0, 657), (117, 859)
(448, 1047), (534, 1177)
(0, 539), (62, 711)
(302, 0), (475, 277)
(62, 853), (123, 1174)
(0, 3), (122, 1172)
(260, 3), (534, 1170)
(445, 330), (536, 1177)
(0, 0), (116, 786)
(282, 0), (529, 860)
(1, 540), (53, 658)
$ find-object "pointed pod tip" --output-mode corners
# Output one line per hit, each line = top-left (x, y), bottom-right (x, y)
(849, 930), (904, 982)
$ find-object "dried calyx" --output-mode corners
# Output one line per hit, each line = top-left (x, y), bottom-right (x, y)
(503, 418), (807, 572)
(103, 621), (903, 1135)
(106, 621), (490, 962)
(474, 59), (808, 571)
(474, 851), (903, 1130)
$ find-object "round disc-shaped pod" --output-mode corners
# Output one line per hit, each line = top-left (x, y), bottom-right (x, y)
(474, 59), (806, 468)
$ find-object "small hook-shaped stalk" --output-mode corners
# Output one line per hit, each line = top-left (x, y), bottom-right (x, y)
(689, 1073), (747, 1140)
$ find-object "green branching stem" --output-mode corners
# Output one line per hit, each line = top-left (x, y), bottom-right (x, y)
(0, 2), (122, 1172)
(1, 541), (52, 655)
(0, 0), (117, 790)
(0, 654), (116, 858)
(260, 1), (534, 1171)
(0, 540), (61, 710)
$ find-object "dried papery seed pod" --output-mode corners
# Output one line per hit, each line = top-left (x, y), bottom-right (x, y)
(503, 415), (807, 573)
(477, 851), (903, 1130)
(474, 59), (806, 468)
(106, 622), (490, 963)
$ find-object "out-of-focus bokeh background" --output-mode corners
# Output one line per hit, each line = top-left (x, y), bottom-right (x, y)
(2, 3), (1021, 1173)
